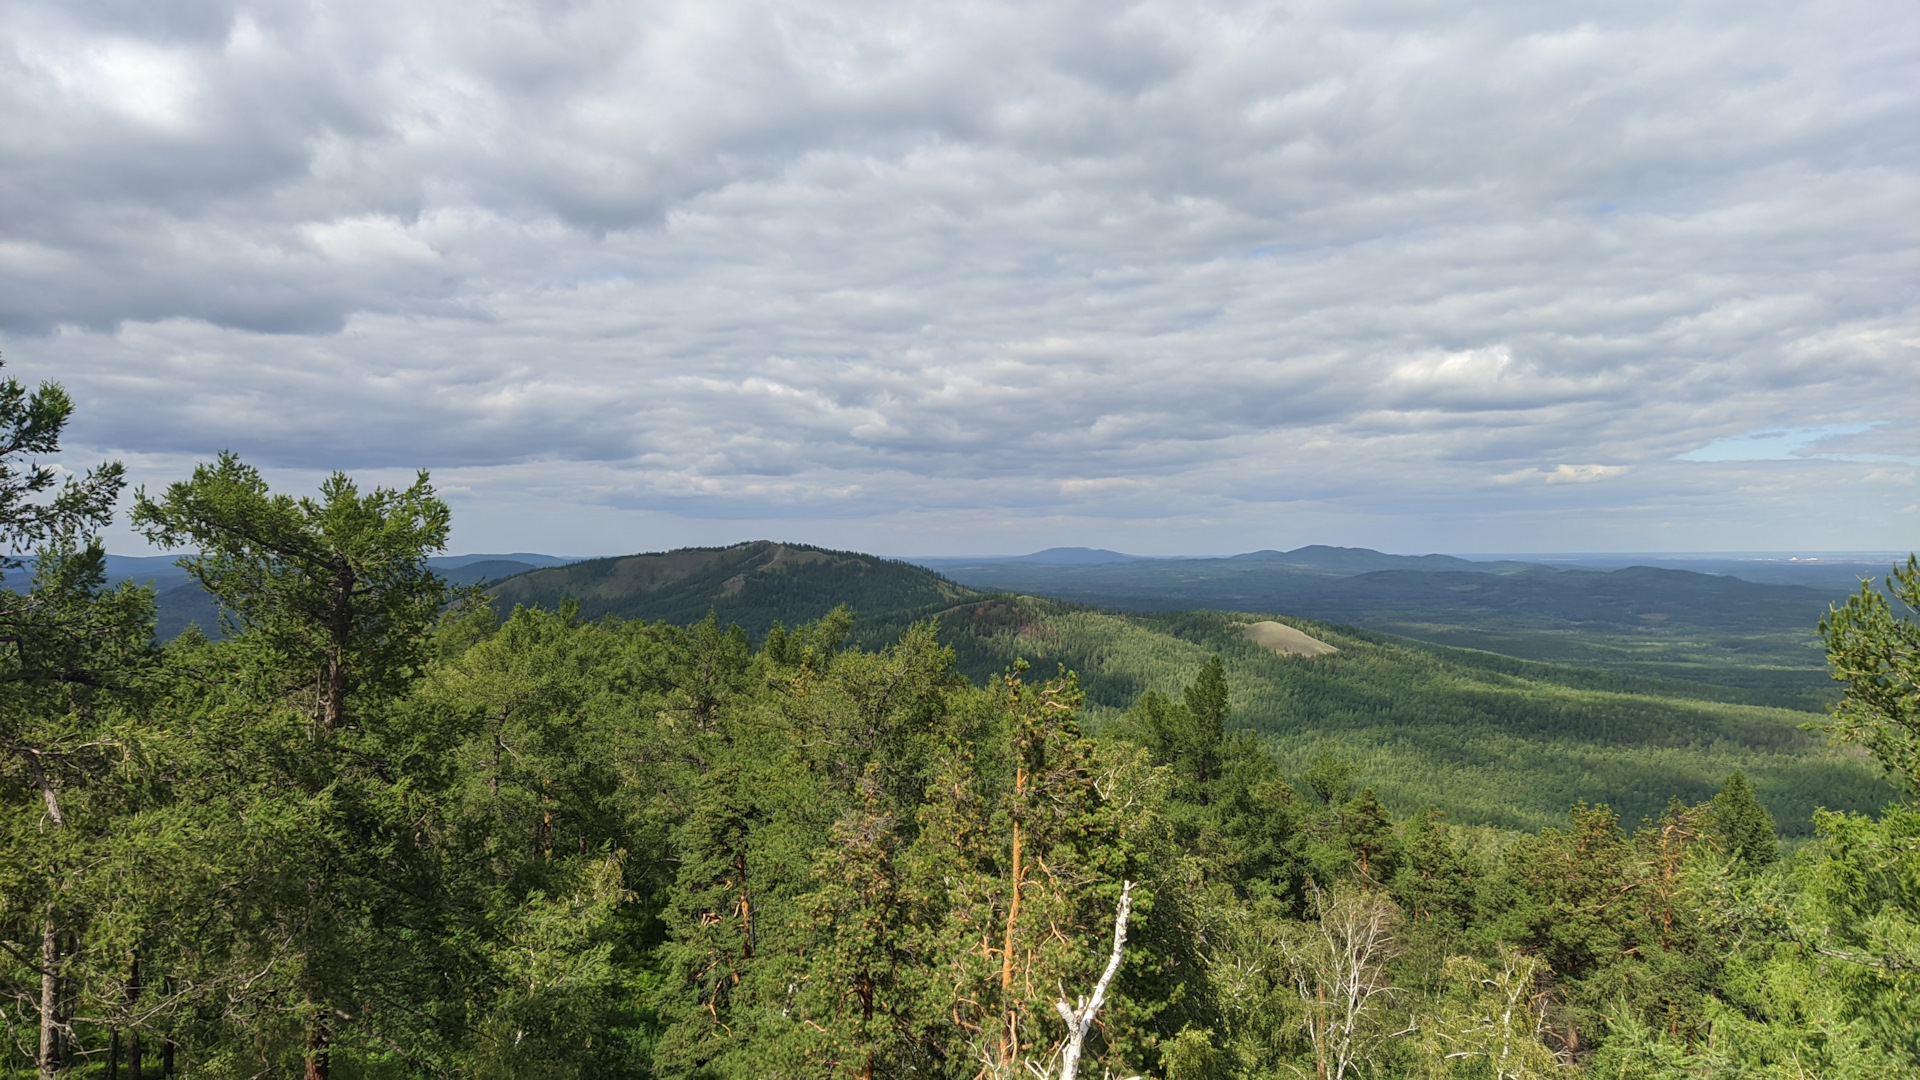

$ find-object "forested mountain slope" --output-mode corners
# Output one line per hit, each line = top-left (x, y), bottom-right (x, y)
(912, 548), (1849, 696)
(878, 597), (1892, 835)
(474, 541), (1890, 835)
(12, 373), (1917, 1078)
(487, 540), (974, 635)
(7, 442), (1914, 1077)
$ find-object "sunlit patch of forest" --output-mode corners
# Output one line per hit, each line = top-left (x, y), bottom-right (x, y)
(903, 602), (1893, 835)
(919, 554), (1852, 703)
(4, 366), (1918, 1078)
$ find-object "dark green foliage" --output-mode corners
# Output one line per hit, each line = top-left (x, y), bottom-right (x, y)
(488, 541), (973, 641)
(6, 404), (1919, 1079)
(1389, 809), (1482, 981)
(131, 452), (452, 727)
(0, 360), (157, 1080)
(1707, 771), (1777, 868)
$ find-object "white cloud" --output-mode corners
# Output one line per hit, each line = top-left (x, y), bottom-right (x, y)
(1494, 464), (1631, 485)
(1, 0), (1915, 554)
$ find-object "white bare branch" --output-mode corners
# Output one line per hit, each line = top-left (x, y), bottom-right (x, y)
(1055, 880), (1134, 1080)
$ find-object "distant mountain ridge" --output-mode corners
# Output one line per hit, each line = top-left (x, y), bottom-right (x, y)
(71, 543), (1905, 674)
(912, 544), (1539, 576)
(910, 550), (1847, 633)
(910, 546), (1147, 567)
(1221, 545), (1540, 574)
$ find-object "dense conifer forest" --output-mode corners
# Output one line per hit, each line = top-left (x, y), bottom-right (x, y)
(4, 369), (1919, 1078)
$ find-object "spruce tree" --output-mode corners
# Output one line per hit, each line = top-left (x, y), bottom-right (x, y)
(1708, 771), (1777, 868)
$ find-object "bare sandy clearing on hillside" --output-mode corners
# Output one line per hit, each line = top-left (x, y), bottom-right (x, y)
(1242, 621), (1338, 657)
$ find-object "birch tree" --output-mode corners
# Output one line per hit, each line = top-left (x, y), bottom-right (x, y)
(1417, 949), (1563, 1080)
(1279, 885), (1403, 1080)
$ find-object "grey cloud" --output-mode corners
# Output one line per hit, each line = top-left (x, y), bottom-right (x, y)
(4, 0), (1916, 553)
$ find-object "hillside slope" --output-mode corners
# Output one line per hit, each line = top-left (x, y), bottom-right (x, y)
(912, 549), (1854, 700)
(891, 597), (1889, 836)
(488, 540), (974, 635)
(474, 545), (1887, 834)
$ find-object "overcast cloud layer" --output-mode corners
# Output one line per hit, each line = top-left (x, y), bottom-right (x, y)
(3, 0), (1916, 556)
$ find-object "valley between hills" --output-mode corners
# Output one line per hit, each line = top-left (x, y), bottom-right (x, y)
(203, 538), (1899, 837)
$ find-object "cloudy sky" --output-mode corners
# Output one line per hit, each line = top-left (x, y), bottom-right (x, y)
(3, 0), (1915, 557)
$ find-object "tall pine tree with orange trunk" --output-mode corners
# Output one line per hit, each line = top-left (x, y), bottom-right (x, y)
(900, 663), (1191, 1079)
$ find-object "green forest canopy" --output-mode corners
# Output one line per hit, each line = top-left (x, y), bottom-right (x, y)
(476, 537), (1893, 836)
(3, 378), (1918, 1079)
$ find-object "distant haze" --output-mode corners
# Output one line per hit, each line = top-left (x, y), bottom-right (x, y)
(3, 0), (1914, 556)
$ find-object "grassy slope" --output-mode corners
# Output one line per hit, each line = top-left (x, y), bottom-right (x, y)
(913, 598), (1890, 836)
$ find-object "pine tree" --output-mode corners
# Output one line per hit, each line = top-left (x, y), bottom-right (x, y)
(131, 453), (450, 733)
(796, 767), (921, 1079)
(653, 764), (764, 1076)
(1819, 555), (1920, 792)
(129, 457), (455, 1079)
(0, 359), (148, 1080)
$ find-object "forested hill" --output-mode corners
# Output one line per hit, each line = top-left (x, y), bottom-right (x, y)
(916, 549), (1842, 627)
(487, 540), (975, 635)
(911, 548), (1856, 693)
(905, 598), (1892, 835)
(13, 378), (1918, 1078)
(481, 545), (1892, 834)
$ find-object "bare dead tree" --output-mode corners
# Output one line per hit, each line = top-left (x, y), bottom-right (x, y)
(1279, 884), (1402, 1080)
(968, 880), (1144, 1080)
(1054, 881), (1134, 1080)
(1419, 949), (1565, 1079)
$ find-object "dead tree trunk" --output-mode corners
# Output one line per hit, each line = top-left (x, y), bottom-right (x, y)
(38, 915), (59, 1080)
(1054, 880), (1134, 1080)
(27, 748), (65, 1080)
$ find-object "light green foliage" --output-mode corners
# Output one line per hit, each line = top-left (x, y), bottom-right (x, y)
(1820, 555), (1920, 792)
(1415, 950), (1561, 1080)
(1162, 1026), (1228, 1080)
(941, 602), (1889, 835)
(1278, 885), (1404, 1080)
(1794, 806), (1920, 1025)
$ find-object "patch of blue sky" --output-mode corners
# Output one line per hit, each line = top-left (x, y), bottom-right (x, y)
(1677, 422), (1888, 462)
